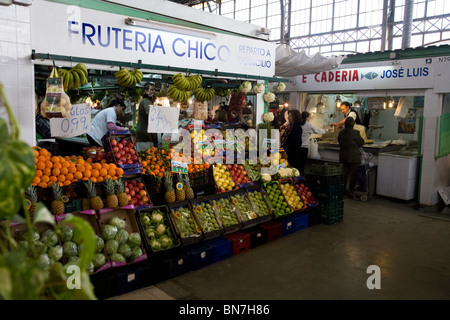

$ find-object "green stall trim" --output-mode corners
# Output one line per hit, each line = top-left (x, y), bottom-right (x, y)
(32, 52), (289, 83)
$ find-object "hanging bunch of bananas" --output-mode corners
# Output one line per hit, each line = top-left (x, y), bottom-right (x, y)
(114, 68), (144, 87)
(172, 73), (202, 91)
(193, 87), (215, 102)
(213, 87), (231, 97)
(167, 85), (191, 102)
(57, 63), (89, 92)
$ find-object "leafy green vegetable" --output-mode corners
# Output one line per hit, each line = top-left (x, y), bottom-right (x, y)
(48, 245), (63, 262)
(109, 217), (126, 229)
(94, 235), (104, 253)
(130, 246), (143, 261)
(109, 253), (126, 263)
(41, 229), (58, 248)
(105, 239), (119, 255)
(101, 225), (118, 241)
(127, 232), (141, 247)
(115, 229), (129, 244)
(92, 253), (106, 269)
(59, 226), (73, 242)
(118, 243), (132, 258)
(63, 241), (78, 258)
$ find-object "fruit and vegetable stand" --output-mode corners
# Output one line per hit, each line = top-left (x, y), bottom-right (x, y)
(16, 128), (348, 298)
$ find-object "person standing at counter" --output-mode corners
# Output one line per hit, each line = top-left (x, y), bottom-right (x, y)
(331, 102), (362, 128)
(281, 109), (303, 173)
(338, 117), (364, 197)
(299, 111), (332, 176)
(136, 82), (159, 147)
(87, 99), (128, 147)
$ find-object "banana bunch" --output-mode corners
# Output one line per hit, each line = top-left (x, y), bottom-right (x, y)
(213, 87), (231, 97)
(172, 73), (202, 91)
(193, 87), (215, 102)
(57, 63), (88, 92)
(115, 68), (144, 87)
(167, 85), (191, 102)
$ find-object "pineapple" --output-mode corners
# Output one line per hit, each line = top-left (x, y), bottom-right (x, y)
(176, 174), (186, 202)
(25, 185), (38, 219)
(115, 178), (129, 207)
(104, 178), (118, 208)
(164, 171), (175, 204)
(84, 179), (104, 210)
(51, 182), (65, 216)
(184, 174), (194, 200)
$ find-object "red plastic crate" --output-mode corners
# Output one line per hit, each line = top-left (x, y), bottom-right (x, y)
(260, 221), (283, 242)
(224, 231), (251, 256)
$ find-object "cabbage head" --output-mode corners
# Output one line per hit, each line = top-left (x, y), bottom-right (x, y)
(102, 224), (118, 241)
(127, 232), (141, 247)
(110, 253), (126, 263)
(60, 226), (74, 242)
(115, 229), (129, 244)
(41, 229), (59, 247)
(95, 235), (104, 253)
(118, 243), (132, 258)
(109, 216), (126, 229)
(92, 253), (106, 269)
(63, 241), (78, 258)
(48, 245), (63, 262)
(130, 246), (143, 261)
(105, 239), (119, 255)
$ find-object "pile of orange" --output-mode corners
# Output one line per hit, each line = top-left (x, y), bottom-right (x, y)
(32, 147), (124, 188)
(140, 147), (171, 178)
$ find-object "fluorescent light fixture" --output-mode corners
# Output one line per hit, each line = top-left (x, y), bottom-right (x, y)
(125, 17), (217, 40)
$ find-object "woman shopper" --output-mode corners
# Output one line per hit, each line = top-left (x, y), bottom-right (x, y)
(87, 99), (128, 148)
(299, 111), (332, 176)
(280, 109), (303, 173)
(338, 117), (364, 196)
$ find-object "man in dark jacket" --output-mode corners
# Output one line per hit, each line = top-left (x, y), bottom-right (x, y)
(281, 109), (303, 173)
(338, 117), (364, 196)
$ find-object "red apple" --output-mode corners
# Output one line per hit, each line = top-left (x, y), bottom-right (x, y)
(110, 139), (117, 146)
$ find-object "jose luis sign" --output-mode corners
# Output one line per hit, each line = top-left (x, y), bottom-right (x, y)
(287, 56), (450, 92)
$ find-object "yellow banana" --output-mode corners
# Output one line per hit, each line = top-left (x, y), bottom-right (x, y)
(72, 67), (87, 86)
(71, 70), (80, 89)
(75, 63), (88, 78)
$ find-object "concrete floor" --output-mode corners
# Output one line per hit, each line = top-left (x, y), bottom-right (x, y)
(108, 195), (450, 300)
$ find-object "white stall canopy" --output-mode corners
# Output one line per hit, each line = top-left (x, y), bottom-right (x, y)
(275, 44), (346, 77)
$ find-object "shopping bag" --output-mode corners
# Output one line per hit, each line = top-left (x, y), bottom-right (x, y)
(308, 138), (321, 160)
(40, 66), (72, 118)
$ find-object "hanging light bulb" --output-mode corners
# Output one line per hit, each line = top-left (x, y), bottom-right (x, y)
(388, 97), (395, 108)
(353, 96), (362, 108)
(316, 96), (324, 108)
(383, 98), (387, 109)
(335, 94), (342, 108)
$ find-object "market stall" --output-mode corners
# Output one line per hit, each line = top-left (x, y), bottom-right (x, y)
(284, 47), (450, 205)
(2, 0), (347, 300)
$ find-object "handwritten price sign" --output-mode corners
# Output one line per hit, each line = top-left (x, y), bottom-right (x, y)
(50, 103), (91, 138)
(147, 105), (180, 133)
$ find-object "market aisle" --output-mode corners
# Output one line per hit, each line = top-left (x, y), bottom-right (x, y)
(108, 196), (450, 300)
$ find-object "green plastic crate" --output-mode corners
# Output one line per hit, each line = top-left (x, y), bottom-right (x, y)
(311, 163), (343, 176)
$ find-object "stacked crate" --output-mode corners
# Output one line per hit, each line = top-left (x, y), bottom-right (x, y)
(306, 163), (344, 225)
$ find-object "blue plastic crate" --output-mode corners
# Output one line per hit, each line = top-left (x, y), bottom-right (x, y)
(184, 243), (214, 270)
(205, 237), (233, 263)
(115, 266), (145, 296)
(280, 215), (295, 236)
(292, 213), (309, 231)
(165, 249), (192, 278)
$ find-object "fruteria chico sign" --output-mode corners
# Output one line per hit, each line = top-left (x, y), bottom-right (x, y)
(287, 56), (450, 91)
(31, 1), (276, 77)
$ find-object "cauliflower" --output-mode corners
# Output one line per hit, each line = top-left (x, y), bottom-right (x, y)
(156, 224), (166, 235)
(150, 212), (163, 224)
(150, 239), (161, 251)
(160, 235), (173, 249)
(263, 92), (276, 103)
(261, 173), (271, 182)
(262, 112), (274, 123)
(273, 82), (286, 93)
(239, 81), (252, 94)
(252, 83), (265, 94)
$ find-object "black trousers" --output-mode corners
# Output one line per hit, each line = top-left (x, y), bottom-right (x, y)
(286, 150), (301, 173)
(343, 163), (360, 195)
(298, 147), (309, 176)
